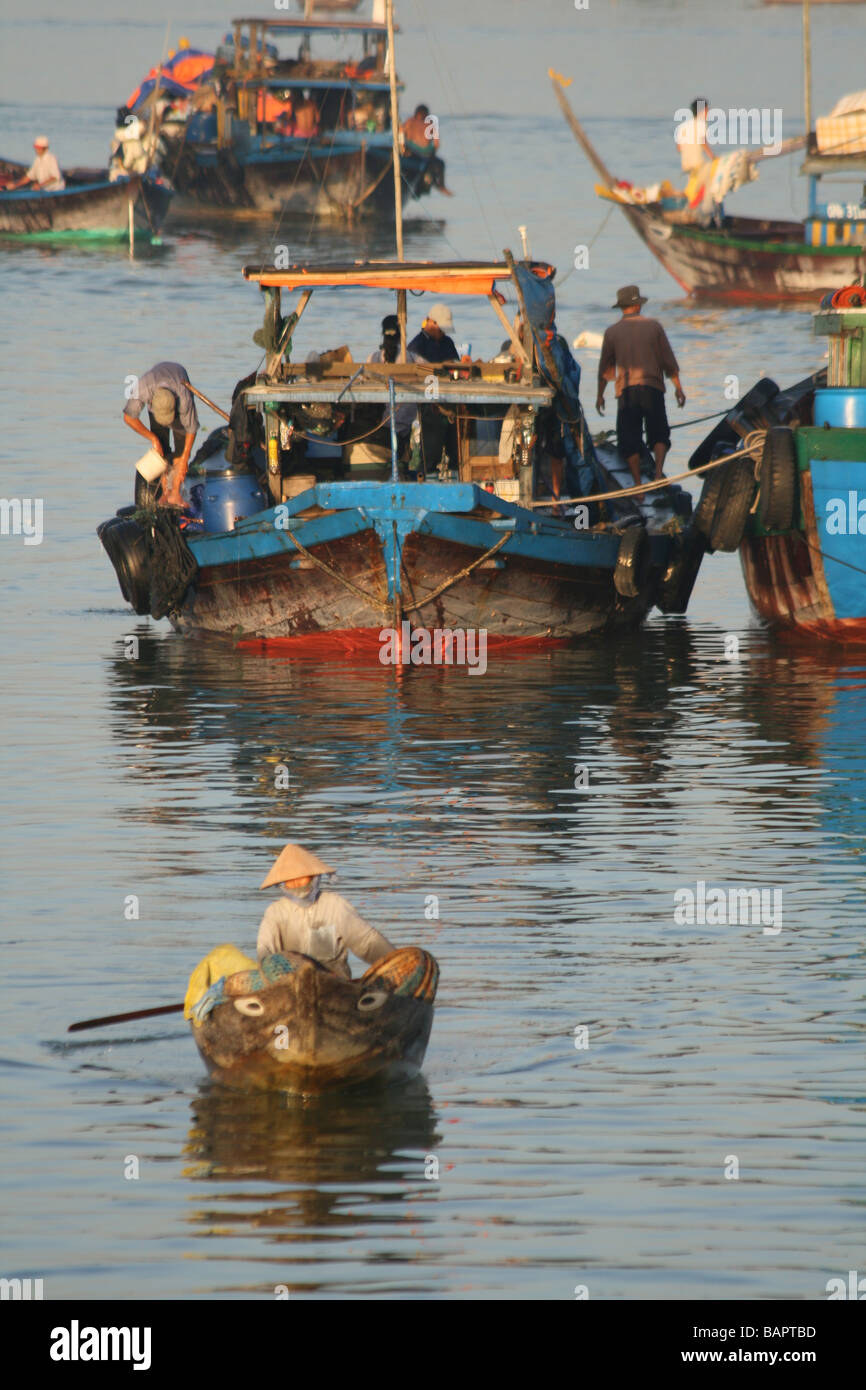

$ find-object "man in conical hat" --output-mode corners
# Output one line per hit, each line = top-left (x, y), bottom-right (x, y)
(256, 843), (394, 979)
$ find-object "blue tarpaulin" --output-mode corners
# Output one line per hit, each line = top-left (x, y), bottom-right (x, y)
(513, 264), (604, 500)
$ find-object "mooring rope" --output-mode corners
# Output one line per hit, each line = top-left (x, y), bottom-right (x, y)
(530, 430), (768, 509)
(403, 532), (511, 613)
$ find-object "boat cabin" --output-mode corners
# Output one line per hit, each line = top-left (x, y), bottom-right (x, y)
(228, 259), (561, 510)
(192, 16), (399, 147)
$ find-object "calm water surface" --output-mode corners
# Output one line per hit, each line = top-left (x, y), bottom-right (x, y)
(1, 0), (865, 1300)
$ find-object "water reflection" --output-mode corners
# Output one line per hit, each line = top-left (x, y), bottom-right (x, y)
(184, 1077), (440, 1280)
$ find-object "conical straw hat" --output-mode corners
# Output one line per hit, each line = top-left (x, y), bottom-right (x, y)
(260, 843), (335, 889)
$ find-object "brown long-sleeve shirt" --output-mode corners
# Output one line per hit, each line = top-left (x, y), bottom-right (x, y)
(598, 316), (680, 396)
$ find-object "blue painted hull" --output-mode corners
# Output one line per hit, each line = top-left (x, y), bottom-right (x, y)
(165, 132), (437, 219)
(174, 480), (676, 646)
(741, 424), (866, 641)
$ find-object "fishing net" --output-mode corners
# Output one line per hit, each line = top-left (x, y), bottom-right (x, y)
(134, 507), (198, 619)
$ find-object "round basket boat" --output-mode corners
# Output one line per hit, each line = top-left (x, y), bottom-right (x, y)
(187, 945), (439, 1094)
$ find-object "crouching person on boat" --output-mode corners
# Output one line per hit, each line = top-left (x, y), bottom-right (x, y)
(257, 844), (395, 980)
(123, 361), (199, 506)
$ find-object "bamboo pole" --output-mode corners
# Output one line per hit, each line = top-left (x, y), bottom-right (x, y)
(549, 70), (617, 188)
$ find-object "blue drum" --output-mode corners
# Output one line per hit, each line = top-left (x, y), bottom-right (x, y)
(814, 388), (866, 430)
(185, 449), (268, 534)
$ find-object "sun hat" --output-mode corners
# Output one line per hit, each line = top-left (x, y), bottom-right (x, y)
(150, 386), (178, 426)
(612, 285), (648, 310)
(426, 302), (454, 331)
(34, 136), (50, 148)
(260, 843), (336, 890)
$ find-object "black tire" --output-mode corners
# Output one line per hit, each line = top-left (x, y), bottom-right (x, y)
(98, 517), (152, 614)
(709, 458), (757, 552)
(614, 525), (650, 599)
(688, 377), (780, 470)
(693, 460), (729, 539)
(656, 527), (708, 614)
(758, 426), (797, 531)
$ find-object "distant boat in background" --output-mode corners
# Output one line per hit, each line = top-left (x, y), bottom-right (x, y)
(130, 12), (445, 222)
(0, 160), (171, 242)
(551, 57), (866, 303)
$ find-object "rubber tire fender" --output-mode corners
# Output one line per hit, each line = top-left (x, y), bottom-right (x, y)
(694, 460), (729, 539)
(758, 426), (797, 531)
(656, 526), (707, 614)
(98, 517), (152, 615)
(614, 524), (650, 599)
(709, 458), (757, 553)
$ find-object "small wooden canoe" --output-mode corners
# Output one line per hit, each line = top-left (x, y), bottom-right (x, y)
(188, 946), (439, 1093)
(0, 161), (172, 241)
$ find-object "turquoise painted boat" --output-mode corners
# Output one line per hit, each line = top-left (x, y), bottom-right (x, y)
(689, 287), (866, 641)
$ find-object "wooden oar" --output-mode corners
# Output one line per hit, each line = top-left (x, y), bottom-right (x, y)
(188, 383), (231, 421)
(68, 1002), (184, 1033)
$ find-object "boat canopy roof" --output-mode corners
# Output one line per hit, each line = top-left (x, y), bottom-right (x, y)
(231, 18), (393, 35)
(243, 260), (555, 295)
(245, 76), (396, 92)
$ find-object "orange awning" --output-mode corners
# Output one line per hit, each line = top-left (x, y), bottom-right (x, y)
(242, 261), (554, 296)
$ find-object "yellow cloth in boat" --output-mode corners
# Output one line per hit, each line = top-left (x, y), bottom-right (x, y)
(184, 944), (258, 1020)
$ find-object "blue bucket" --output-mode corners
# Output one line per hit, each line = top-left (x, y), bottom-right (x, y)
(814, 388), (866, 429)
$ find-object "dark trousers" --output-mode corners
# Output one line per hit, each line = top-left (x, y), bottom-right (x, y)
(419, 405), (458, 476)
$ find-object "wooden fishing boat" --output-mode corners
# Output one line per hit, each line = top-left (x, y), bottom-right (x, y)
(187, 945), (439, 1093)
(0, 160), (172, 241)
(688, 287), (866, 641)
(96, 256), (703, 648)
(150, 14), (442, 220)
(550, 65), (866, 304)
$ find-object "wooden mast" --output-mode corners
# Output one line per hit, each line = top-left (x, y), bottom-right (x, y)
(803, 0), (813, 148)
(385, 0), (406, 362)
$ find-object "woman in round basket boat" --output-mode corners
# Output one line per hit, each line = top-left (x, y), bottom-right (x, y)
(256, 843), (393, 978)
(185, 843), (437, 1022)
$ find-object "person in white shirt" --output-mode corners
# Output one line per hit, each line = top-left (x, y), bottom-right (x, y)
(8, 137), (65, 192)
(675, 99), (712, 174)
(256, 843), (395, 979)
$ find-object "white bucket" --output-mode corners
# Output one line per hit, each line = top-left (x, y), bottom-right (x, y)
(135, 448), (167, 482)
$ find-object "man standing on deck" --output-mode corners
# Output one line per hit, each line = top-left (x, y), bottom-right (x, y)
(123, 362), (199, 506)
(6, 136), (65, 191)
(675, 98), (713, 174)
(596, 286), (686, 488)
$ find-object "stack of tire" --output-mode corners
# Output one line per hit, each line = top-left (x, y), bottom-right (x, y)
(691, 379), (799, 553)
(694, 427), (798, 552)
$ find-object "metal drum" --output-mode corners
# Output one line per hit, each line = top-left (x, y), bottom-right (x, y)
(185, 449), (268, 533)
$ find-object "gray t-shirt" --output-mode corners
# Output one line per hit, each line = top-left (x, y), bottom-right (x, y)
(123, 361), (199, 434)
